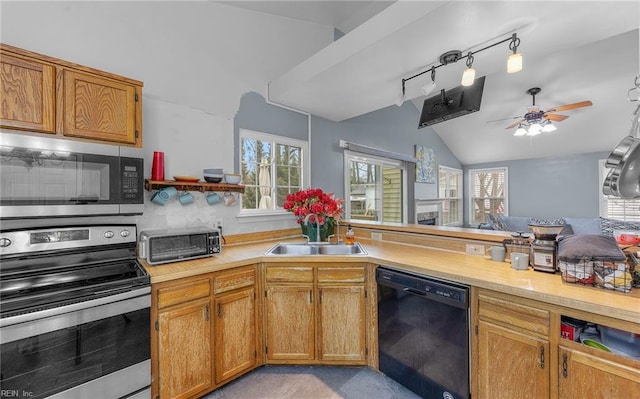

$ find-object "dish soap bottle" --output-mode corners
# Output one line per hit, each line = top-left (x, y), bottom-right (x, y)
(345, 224), (355, 245)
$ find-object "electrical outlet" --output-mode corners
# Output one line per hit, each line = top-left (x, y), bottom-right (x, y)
(465, 244), (485, 255)
(371, 232), (382, 241)
(214, 218), (224, 235)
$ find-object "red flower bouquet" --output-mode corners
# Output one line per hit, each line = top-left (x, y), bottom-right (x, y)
(283, 188), (344, 228)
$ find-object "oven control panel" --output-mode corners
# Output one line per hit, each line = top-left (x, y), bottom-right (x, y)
(0, 225), (137, 256)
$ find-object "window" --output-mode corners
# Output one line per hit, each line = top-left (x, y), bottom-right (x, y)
(439, 166), (462, 226)
(469, 167), (507, 226)
(598, 160), (640, 221)
(239, 129), (308, 213)
(344, 151), (407, 223)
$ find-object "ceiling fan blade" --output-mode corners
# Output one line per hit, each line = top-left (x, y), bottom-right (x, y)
(487, 116), (521, 123)
(544, 113), (569, 122)
(546, 100), (593, 112)
(505, 118), (524, 129)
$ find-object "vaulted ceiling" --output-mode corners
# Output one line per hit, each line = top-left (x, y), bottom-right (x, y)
(221, 1), (640, 165)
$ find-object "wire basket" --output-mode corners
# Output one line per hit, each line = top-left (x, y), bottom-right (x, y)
(558, 253), (636, 293)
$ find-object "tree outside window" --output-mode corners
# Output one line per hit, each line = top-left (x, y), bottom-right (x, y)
(469, 167), (507, 226)
(240, 129), (306, 212)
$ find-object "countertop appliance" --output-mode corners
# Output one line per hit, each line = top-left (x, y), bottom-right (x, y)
(0, 131), (144, 219)
(377, 266), (470, 399)
(529, 224), (565, 273)
(138, 226), (221, 265)
(0, 224), (151, 399)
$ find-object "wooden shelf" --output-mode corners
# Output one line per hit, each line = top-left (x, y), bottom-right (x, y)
(145, 179), (245, 193)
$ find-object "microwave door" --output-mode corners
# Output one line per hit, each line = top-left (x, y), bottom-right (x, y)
(0, 132), (142, 219)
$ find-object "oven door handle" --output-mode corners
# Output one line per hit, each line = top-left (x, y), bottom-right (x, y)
(1, 287), (150, 344)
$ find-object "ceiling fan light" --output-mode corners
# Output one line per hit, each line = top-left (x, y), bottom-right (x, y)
(514, 127), (528, 136)
(507, 53), (522, 73)
(542, 123), (557, 132)
(527, 123), (542, 136)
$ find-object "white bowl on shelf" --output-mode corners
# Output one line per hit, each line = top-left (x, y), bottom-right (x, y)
(224, 174), (241, 185)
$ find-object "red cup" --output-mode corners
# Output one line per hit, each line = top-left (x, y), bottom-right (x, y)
(151, 151), (165, 181)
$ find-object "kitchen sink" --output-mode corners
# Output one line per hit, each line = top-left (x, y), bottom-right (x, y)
(265, 242), (367, 256)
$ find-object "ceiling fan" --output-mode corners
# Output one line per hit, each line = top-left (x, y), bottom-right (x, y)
(492, 87), (593, 136)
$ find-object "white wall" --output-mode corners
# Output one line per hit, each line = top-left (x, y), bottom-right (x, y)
(0, 1), (334, 234)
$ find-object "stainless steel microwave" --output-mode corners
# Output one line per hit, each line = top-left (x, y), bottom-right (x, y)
(0, 131), (144, 219)
(138, 227), (221, 265)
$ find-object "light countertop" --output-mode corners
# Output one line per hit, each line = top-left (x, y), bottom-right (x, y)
(140, 237), (640, 325)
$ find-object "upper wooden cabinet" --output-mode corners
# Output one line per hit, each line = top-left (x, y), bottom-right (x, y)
(0, 53), (56, 133)
(0, 43), (143, 147)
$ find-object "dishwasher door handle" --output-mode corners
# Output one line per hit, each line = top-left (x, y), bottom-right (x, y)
(402, 287), (428, 297)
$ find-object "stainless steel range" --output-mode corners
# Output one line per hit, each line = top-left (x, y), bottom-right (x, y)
(0, 224), (151, 399)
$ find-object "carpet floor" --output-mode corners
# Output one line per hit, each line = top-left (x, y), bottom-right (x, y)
(200, 365), (421, 399)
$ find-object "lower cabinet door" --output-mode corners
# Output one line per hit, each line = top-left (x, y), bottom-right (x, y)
(477, 320), (549, 399)
(158, 298), (212, 399)
(265, 285), (315, 361)
(214, 287), (257, 383)
(317, 286), (366, 363)
(558, 346), (640, 398)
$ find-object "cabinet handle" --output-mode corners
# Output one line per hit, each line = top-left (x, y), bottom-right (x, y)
(539, 346), (545, 369)
(562, 353), (568, 378)
(319, 289), (322, 304)
(217, 303), (222, 318)
(205, 304), (209, 321)
(309, 290), (313, 304)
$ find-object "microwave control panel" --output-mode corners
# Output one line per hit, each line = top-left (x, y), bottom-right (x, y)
(120, 157), (144, 203)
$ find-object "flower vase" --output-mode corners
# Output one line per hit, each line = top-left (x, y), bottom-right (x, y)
(301, 223), (335, 242)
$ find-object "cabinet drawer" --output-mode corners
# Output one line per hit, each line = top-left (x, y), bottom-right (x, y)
(213, 267), (256, 294)
(157, 278), (211, 309)
(478, 293), (550, 336)
(317, 266), (366, 284)
(265, 266), (314, 283)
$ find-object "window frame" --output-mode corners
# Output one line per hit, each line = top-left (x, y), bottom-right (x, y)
(343, 150), (408, 223)
(598, 159), (640, 221)
(238, 128), (309, 217)
(468, 166), (508, 226)
(438, 166), (463, 226)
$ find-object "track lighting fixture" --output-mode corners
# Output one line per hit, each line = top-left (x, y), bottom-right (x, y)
(420, 67), (437, 96)
(461, 52), (476, 86)
(397, 33), (522, 102)
(507, 33), (522, 73)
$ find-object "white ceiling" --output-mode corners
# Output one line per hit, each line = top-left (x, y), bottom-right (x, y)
(221, 1), (640, 165)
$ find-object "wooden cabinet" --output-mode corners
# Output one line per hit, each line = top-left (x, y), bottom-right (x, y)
(477, 320), (549, 399)
(61, 69), (139, 145)
(152, 265), (260, 399)
(474, 288), (640, 399)
(213, 267), (259, 384)
(558, 345), (640, 397)
(1, 43), (142, 147)
(155, 278), (213, 399)
(264, 266), (315, 362)
(0, 53), (56, 132)
(317, 266), (367, 362)
(264, 263), (368, 365)
(476, 290), (550, 399)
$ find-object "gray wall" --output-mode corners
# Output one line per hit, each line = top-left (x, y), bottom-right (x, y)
(463, 151), (609, 226)
(234, 92), (309, 172)
(310, 102), (462, 200)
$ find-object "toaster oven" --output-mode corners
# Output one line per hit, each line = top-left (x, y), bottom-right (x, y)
(138, 227), (221, 265)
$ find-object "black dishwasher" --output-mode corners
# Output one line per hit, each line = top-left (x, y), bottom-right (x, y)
(377, 266), (470, 399)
